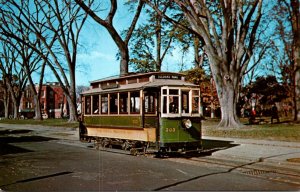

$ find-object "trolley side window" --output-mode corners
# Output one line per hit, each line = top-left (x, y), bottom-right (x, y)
(101, 94), (108, 114)
(85, 96), (91, 114)
(144, 92), (156, 114)
(110, 93), (118, 114)
(119, 92), (128, 114)
(92, 95), (99, 114)
(130, 91), (140, 113)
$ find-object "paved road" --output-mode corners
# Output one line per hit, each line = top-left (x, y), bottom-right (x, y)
(0, 123), (299, 191)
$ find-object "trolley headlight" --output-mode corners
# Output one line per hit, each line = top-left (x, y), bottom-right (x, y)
(182, 119), (192, 129)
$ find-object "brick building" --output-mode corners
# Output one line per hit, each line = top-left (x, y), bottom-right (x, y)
(20, 82), (68, 118)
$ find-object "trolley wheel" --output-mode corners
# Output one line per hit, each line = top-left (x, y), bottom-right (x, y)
(130, 148), (138, 156)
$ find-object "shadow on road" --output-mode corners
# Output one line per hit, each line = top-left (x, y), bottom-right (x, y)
(157, 139), (239, 158)
(0, 129), (33, 134)
(0, 129), (57, 155)
(0, 171), (73, 189)
(201, 139), (239, 155)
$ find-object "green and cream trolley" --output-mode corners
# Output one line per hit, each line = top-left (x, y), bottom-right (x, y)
(80, 72), (202, 155)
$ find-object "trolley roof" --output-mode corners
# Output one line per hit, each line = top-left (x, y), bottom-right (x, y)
(82, 72), (198, 95)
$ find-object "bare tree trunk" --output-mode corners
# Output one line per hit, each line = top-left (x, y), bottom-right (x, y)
(155, 14), (162, 72)
(119, 46), (129, 76)
(217, 81), (242, 128)
(66, 94), (77, 122)
(75, 0), (144, 76)
(67, 67), (78, 122)
(193, 36), (204, 68)
(4, 96), (9, 119)
(28, 72), (43, 120)
(33, 95), (42, 120)
(13, 101), (18, 119)
(291, 0), (300, 121)
(295, 47), (300, 121)
(34, 62), (46, 120)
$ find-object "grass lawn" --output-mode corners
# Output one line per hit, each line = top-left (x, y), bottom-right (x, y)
(203, 117), (300, 142)
(0, 118), (79, 128)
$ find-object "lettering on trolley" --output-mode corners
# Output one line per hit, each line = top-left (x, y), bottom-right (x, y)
(155, 75), (181, 80)
(165, 127), (176, 133)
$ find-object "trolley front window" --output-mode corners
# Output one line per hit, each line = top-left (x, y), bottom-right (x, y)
(161, 87), (201, 117)
(169, 89), (179, 113)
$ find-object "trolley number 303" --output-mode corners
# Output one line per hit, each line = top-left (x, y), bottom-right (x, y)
(165, 127), (176, 133)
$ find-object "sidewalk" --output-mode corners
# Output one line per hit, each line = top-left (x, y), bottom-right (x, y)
(203, 136), (300, 176)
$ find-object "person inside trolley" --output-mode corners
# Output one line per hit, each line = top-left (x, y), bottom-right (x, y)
(169, 96), (178, 113)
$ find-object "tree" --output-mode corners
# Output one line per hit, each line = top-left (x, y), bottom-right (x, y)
(129, 1), (207, 73)
(290, 0), (300, 121)
(145, 0), (265, 128)
(128, 1), (178, 72)
(246, 76), (288, 105)
(0, 25), (47, 120)
(75, 0), (144, 76)
(0, 43), (28, 119)
(184, 67), (208, 86)
(272, 0), (300, 121)
(0, 0), (92, 122)
(0, 76), (10, 118)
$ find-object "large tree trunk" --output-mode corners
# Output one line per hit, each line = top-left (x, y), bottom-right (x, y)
(66, 94), (77, 122)
(295, 47), (300, 121)
(291, 0), (300, 121)
(13, 102), (18, 119)
(119, 46), (129, 76)
(28, 82), (42, 120)
(67, 68), (78, 122)
(217, 81), (242, 128)
(4, 96), (9, 119)
(33, 95), (42, 120)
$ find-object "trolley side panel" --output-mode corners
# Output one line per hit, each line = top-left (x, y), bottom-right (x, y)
(84, 115), (142, 128)
(86, 127), (156, 142)
(159, 117), (201, 143)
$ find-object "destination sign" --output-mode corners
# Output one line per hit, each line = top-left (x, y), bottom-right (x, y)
(101, 84), (119, 90)
(155, 75), (181, 80)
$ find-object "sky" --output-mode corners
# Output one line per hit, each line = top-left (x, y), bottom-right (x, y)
(42, 1), (277, 87)
(71, 2), (194, 86)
